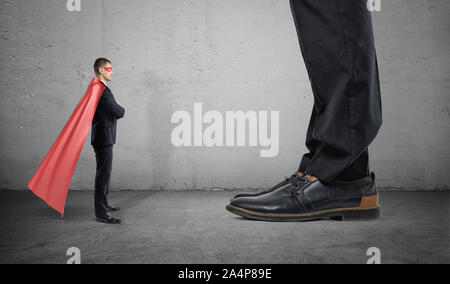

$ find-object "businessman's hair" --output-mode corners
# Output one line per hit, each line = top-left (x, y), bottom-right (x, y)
(94, 58), (111, 75)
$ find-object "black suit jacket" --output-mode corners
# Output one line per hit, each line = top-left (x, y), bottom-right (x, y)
(91, 83), (125, 147)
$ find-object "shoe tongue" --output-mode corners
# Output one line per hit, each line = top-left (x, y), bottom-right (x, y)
(304, 174), (318, 182)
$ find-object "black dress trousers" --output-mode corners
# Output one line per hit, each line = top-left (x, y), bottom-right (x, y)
(91, 83), (125, 218)
(93, 145), (113, 218)
(290, 0), (383, 183)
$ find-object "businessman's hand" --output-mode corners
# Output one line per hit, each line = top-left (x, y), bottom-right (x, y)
(115, 99), (121, 106)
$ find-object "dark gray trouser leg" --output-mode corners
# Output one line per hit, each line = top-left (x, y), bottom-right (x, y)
(93, 145), (113, 217)
(290, 0), (383, 182)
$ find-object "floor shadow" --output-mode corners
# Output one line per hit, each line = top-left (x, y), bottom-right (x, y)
(109, 190), (160, 215)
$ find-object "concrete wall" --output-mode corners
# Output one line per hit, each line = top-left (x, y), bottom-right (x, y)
(0, 0), (448, 190)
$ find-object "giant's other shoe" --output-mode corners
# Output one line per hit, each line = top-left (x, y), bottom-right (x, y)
(226, 173), (380, 222)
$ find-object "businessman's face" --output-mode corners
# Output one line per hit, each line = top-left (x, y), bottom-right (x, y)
(100, 63), (114, 82)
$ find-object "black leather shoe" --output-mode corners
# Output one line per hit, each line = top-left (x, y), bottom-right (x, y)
(96, 214), (121, 224)
(232, 172), (304, 199)
(106, 205), (120, 212)
(226, 172), (381, 222)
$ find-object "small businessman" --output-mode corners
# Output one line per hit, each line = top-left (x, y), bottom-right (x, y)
(91, 58), (125, 224)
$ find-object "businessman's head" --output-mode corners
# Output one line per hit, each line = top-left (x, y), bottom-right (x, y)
(94, 58), (113, 82)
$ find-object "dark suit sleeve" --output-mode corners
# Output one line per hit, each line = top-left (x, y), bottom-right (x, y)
(103, 92), (125, 119)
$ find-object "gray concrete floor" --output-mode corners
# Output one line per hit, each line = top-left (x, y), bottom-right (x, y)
(0, 190), (448, 264)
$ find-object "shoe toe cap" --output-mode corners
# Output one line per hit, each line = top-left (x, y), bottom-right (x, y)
(230, 197), (256, 210)
(230, 196), (278, 213)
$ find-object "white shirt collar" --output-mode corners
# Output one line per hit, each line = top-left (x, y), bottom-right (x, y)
(100, 79), (108, 87)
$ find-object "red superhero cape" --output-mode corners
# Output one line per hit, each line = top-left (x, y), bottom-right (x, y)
(27, 78), (106, 216)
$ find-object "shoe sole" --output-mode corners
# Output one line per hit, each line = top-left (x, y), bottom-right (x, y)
(226, 195), (381, 222)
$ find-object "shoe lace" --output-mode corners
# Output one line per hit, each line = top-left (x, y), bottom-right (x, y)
(284, 171), (304, 184)
(290, 171), (317, 194)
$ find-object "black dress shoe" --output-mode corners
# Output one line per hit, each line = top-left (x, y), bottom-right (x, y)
(226, 172), (381, 222)
(96, 214), (121, 224)
(232, 172), (304, 199)
(106, 205), (120, 212)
